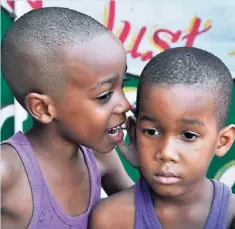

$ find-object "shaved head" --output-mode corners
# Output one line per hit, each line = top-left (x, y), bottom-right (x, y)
(1, 7), (108, 106)
(137, 47), (233, 129)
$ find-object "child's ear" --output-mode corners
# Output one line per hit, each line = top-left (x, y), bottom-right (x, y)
(25, 93), (57, 124)
(215, 124), (235, 157)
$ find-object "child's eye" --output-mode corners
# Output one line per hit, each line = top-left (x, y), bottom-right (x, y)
(181, 131), (199, 142)
(143, 128), (161, 136)
(96, 91), (113, 102)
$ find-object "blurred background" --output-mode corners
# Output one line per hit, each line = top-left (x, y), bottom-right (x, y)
(1, 0), (235, 192)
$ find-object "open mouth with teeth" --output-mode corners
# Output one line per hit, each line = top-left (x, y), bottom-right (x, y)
(108, 123), (126, 137)
(108, 126), (121, 136)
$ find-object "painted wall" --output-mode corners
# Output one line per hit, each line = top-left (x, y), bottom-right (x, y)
(1, 6), (234, 192)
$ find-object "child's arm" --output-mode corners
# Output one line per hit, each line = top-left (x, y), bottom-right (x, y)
(88, 187), (135, 229)
(88, 195), (122, 229)
(0, 145), (24, 229)
(1, 145), (16, 210)
(94, 149), (134, 195)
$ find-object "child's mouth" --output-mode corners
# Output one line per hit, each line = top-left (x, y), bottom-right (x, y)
(108, 123), (126, 136)
(108, 126), (121, 136)
(108, 123), (126, 144)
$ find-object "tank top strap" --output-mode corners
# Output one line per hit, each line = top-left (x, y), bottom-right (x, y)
(134, 177), (163, 229)
(79, 146), (101, 207)
(1, 132), (43, 229)
(134, 178), (144, 229)
(205, 179), (232, 229)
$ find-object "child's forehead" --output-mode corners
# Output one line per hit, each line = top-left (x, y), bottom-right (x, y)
(57, 34), (126, 90)
(139, 84), (216, 118)
(141, 84), (213, 99)
(59, 32), (126, 71)
(137, 87), (218, 132)
(62, 32), (124, 55)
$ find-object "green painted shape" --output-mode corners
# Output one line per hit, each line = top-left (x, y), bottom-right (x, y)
(1, 9), (14, 106)
(1, 9), (33, 140)
(1, 9), (14, 140)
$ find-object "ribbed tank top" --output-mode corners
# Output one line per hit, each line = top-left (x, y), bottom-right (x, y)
(1, 132), (101, 229)
(134, 177), (231, 229)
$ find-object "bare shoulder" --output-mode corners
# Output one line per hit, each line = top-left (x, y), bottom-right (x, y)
(93, 149), (133, 195)
(89, 186), (136, 229)
(93, 150), (109, 176)
(1, 143), (34, 229)
(93, 149), (121, 176)
(1, 144), (24, 192)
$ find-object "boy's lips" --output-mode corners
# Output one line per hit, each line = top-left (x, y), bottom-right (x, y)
(107, 121), (126, 144)
(108, 121), (126, 132)
(153, 171), (180, 185)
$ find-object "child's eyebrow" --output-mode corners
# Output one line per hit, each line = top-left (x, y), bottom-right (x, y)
(139, 115), (159, 123)
(180, 118), (205, 127)
(89, 74), (120, 92)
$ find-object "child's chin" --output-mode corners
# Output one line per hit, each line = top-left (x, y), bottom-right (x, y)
(95, 143), (115, 154)
(151, 183), (185, 197)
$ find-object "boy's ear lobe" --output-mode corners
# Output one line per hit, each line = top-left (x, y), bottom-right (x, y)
(25, 93), (57, 124)
(215, 124), (235, 157)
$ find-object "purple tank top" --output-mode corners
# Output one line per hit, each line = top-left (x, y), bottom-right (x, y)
(1, 132), (101, 229)
(134, 177), (232, 229)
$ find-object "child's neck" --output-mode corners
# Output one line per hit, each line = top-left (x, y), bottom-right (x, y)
(151, 178), (213, 209)
(25, 123), (82, 164)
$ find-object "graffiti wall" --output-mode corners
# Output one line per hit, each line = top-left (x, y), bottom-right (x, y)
(1, 1), (235, 192)
(2, 0), (234, 78)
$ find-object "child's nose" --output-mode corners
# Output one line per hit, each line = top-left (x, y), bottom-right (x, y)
(155, 138), (179, 163)
(114, 93), (131, 114)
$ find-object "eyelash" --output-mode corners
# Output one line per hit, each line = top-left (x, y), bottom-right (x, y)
(143, 128), (161, 136)
(142, 129), (200, 142)
(95, 80), (124, 103)
(181, 131), (199, 142)
(96, 91), (113, 102)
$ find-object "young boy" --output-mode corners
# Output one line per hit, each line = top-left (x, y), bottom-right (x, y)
(89, 47), (235, 229)
(0, 7), (138, 229)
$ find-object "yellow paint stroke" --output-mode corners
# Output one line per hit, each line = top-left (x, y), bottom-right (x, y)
(150, 36), (164, 52)
(123, 87), (137, 92)
(187, 15), (197, 33)
(182, 16), (211, 34)
(115, 25), (123, 37)
(150, 24), (159, 32)
(228, 51), (235, 56)
(204, 19), (212, 29)
(103, 3), (108, 27)
(128, 34), (137, 50)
